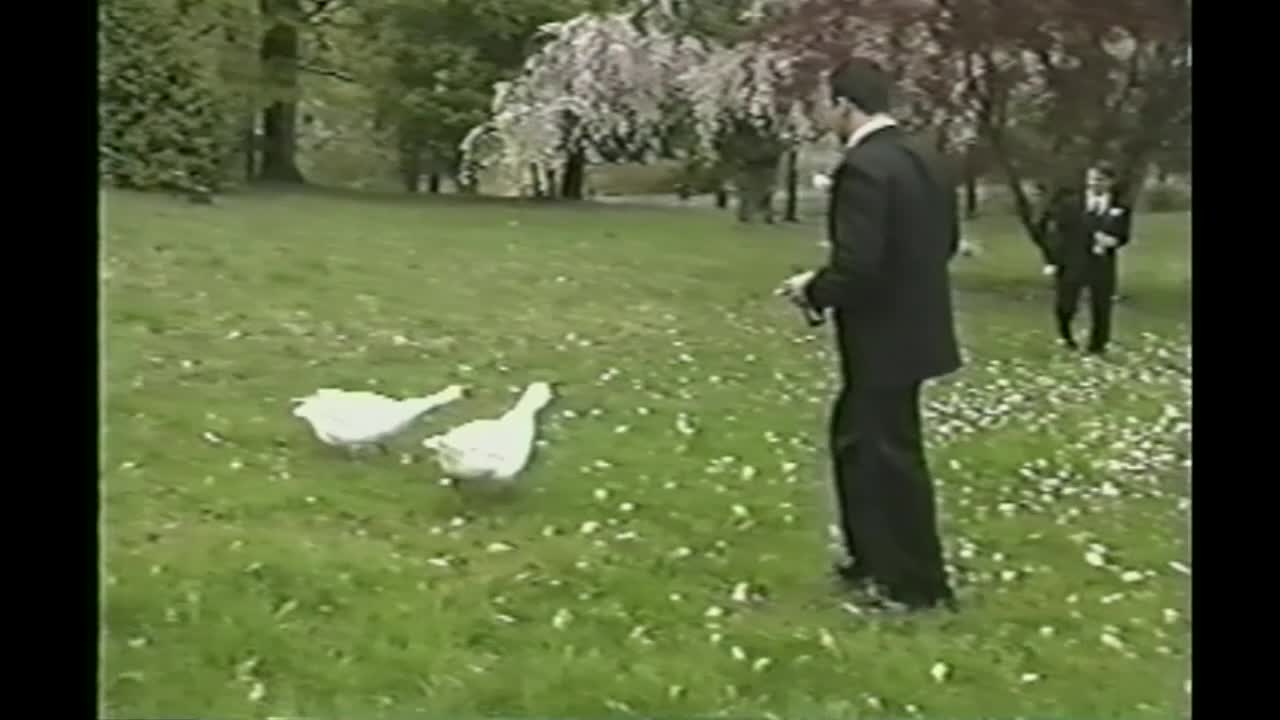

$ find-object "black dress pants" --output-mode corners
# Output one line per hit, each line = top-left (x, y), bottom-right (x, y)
(829, 381), (953, 606)
(1055, 254), (1117, 352)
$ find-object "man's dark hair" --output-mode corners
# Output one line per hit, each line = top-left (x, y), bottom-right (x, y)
(829, 58), (893, 114)
(1090, 162), (1117, 179)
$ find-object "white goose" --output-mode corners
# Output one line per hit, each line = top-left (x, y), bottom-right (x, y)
(422, 381), (554, 484)
(292, 385), (465, 454)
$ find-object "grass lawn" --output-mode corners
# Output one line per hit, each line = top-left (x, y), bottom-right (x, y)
(101, 187), (1190, 719)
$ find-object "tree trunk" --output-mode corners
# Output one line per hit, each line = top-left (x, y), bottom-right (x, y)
(784, 149), (799, 222)
(258, 1), (304, 183)
(735, 186), (751, 222)
(989, 134), (1052, 251)
(260, 103), (304, 182)
(401, 150), (421, 194)
(243, 114), (257, 183)
(962, 149), (977, 217)
(529, 164), (543, 198)
(735, 156), (781, 223)
(964, 169), (978, 218)
(560, 148), (586, 200)
(428, 173), (441, 194)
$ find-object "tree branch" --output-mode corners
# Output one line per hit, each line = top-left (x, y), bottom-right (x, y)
(298, 63), (358, 83)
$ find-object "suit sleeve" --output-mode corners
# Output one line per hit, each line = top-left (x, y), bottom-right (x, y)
(803, 157), (889, 310)
(1108, 207), (1134, 248)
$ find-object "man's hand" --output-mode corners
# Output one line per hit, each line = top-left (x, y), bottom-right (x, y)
(1093, 231), (1119, 255)
(1042, 264), (1058, 276)
(775, 270), (816, 307)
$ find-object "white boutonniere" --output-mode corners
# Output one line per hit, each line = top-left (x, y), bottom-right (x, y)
(1108, 206), (1125, 217)
(812, 173), (833, 192)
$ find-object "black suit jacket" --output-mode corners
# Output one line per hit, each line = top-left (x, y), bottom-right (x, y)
(1045, 187), (1134, 274)
(803, 127), (962, 386)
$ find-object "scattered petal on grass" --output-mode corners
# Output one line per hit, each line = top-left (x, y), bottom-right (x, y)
(730, 645), (747, 661)
(1101, 632), (1126, 650)
(931, 661), (951, 683)
(248, 682), (266, 702)
(273, 599), (299, 619)
(552, 609), (573, 630)
(604, 699), (632, 713)
(818, 628), (837, 652)
(487, 542), (514, 554)
(1020, 673), (1042, 684)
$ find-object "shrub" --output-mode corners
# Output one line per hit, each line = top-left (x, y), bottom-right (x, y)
(99, 0), (239, 193)
(1142, 183), (1192, 213)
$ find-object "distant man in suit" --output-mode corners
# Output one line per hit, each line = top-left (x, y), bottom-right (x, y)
(777, 59), (962, 613)
(1043, 163), (1133, 354)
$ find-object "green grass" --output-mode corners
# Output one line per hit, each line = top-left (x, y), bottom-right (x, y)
(102, 186), (1190, 719)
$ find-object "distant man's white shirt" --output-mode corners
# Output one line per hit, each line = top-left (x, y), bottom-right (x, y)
(1088, 190), (1120, 253)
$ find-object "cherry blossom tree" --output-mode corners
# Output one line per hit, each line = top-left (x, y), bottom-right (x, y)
(677, 41), (826, 221)
(461, 2), (831, 215)
(459, 11), (708, 199)
(758, 0), (1190, 244)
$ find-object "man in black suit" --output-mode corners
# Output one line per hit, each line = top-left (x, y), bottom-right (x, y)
(1043, 163), (1133, 354)
(777, 59), (962, 612)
